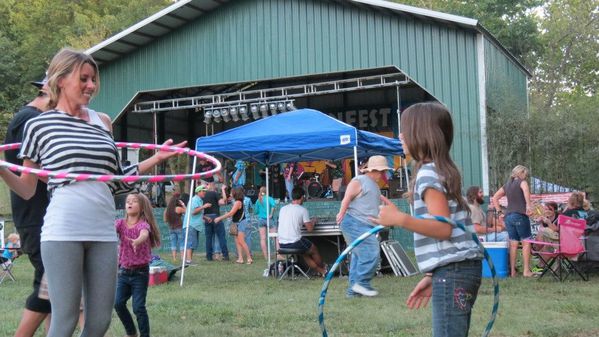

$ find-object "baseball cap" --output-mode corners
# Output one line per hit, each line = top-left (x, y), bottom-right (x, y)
(195, 185), (208, 193)
(31, 74), (48, 88)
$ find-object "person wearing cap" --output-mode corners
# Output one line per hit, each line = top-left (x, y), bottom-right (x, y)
(336, 155), (391, 298)
(183, 185), (212, 265)
(4, 77), (52, 336)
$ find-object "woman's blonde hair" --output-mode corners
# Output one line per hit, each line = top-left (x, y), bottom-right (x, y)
(510, 165), (528, 180)
(567, 192), (585, 209)
(46, 48), (99, 109)
(126, 193), (161, 248)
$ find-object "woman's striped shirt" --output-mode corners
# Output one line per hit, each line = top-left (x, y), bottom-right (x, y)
(18, 109), (137, 193)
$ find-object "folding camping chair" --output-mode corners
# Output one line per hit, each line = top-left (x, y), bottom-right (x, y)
(526, 215), (588, 281)
(0, 247), (20, 284)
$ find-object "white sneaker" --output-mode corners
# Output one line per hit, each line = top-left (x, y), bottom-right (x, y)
(351, 284), (378, 297)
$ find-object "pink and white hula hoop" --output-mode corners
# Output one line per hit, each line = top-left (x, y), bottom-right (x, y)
(0, 142), (221, 183)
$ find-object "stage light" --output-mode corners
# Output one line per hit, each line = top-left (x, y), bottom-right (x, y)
(229, 106), (239, 122)
(221, 108), (231, 122)
(212, 109), (222, 123)
(250, 104), (260, 119)
(239, 106), (249, 121)
(286, 101), (296, 111)
(269, 103), (277, 115)
(277, 102), (285, 112)
(203, 110), (212, 124)
(260, 103), (269, 118)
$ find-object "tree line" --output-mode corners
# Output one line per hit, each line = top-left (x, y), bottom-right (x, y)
(1, 0), (597, 200)
(398, 0), (598, 201)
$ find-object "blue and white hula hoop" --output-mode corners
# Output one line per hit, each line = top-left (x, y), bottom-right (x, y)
(317, 215), (499, 337)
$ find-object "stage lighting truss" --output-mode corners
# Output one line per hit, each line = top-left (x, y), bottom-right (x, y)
(204, 99), (296, 124)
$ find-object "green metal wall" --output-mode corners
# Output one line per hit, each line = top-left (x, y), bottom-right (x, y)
(91, 0), (510, 188)
(484, 39), (529, 115)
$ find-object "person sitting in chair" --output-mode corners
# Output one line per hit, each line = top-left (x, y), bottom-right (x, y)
(277, 187), (327, 276)
(467, 186), (508, 242)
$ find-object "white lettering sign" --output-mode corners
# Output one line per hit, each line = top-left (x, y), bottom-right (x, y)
(329, 108), (392, 129)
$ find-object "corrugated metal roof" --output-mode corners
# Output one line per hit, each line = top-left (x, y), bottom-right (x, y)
(85, 0), (529, 75)
(86, 0), (229, 64)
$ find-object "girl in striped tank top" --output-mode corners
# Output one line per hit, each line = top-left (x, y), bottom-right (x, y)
(373, 102), (482, 337)
(0, 48), (185, 337)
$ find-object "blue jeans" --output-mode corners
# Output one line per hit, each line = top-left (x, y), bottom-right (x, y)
(186, 227), (200, 250)
(431, 259), (482, 337)
(284, 179), (294, 200)
(114, 266), (150, 337)
(341, 214), (380, 295)
(205, 214), (229, 260)
(504, 212), (532, 241)
(238, 219), (253, 250)
(168, 228), (183, 252)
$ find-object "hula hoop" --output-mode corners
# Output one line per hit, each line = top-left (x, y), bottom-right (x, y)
(0, 142), (221, 183)
(318, 215), (499, 337)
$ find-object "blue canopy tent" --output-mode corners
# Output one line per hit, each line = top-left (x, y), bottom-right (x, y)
(181, 108), (403, 278)
(194, 108), (403, 164)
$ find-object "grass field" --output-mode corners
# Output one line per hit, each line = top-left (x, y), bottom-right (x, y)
(1, 254), (599, 337)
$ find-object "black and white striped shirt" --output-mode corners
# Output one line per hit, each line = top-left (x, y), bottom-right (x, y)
(19, 110), (137, 193)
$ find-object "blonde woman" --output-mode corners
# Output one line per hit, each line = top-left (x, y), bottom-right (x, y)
(0, 48), (184, 337)
(492, 165), (533, 277)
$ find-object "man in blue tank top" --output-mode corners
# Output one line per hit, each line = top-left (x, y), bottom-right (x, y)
(337, 156), (391, 297)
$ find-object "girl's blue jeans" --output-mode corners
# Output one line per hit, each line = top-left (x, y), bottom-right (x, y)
(114, 265), (150, 337)
(431, 259), (482, 337)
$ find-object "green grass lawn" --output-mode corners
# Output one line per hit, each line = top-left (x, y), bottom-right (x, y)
(1, 255), (598, 337)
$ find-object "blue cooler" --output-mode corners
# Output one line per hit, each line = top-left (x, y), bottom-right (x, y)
(481, 241), (509, 278)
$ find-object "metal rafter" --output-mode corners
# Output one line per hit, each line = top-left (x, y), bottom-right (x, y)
(132, 72), (412, 113)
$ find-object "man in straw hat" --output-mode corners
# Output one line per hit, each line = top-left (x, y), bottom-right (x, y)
(336, 155), (391, 297)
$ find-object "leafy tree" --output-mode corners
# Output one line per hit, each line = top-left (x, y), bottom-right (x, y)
(530, 0), (599, 110)
(0, 0), (172, 140)
(393, 0), (543, 66)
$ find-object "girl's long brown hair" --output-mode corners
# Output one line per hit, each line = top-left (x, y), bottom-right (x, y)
(401, 102), (469, 212)
(164, 194), (182, 229)
(127, 193), (161, 248)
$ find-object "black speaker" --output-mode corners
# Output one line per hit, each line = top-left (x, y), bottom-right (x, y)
(388, 179), (404, 199)
(337, 184), (347, 201)
(114, 194), (127, 210)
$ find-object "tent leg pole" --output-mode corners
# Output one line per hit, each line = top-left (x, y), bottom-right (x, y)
(404, 163), (414, 216)
(353, 146), (358, 178)
(396, 83), (402, 137)
(265, 166), (272, 272)
(180, 156), (198, 286)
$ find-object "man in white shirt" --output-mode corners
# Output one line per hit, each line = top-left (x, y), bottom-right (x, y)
(278, 187), (327, 275)
(467, 186), (508, 242)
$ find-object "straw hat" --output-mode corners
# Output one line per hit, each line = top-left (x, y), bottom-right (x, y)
(360, 155), (391, 173)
